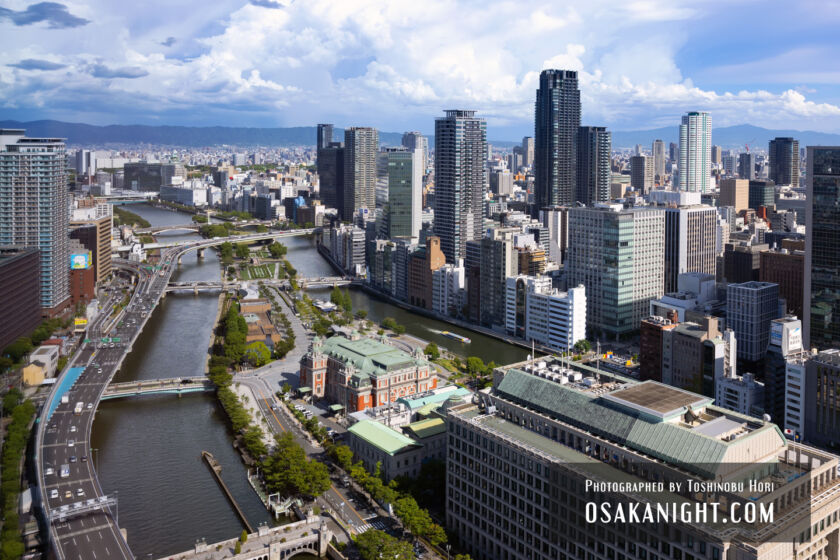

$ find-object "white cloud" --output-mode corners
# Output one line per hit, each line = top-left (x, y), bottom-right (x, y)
(1, 0), (840, 133)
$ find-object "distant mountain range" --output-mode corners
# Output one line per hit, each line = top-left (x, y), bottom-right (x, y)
(1, 119), (838, 150)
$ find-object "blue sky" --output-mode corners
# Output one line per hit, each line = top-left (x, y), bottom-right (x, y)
(2, 0), (840, 138)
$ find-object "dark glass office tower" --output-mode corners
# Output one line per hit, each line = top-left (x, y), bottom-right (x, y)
(576, 126), (611, 205)
(805, 146), (840, 349)
(769, 137), (800, 187)
(534, 69), (580, 213)
(434, 110), (486, 263)
(316, 123), (334, 150)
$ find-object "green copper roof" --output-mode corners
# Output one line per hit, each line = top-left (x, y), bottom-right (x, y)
(319, 336), (426, 380)
(403, 418), (446, 440)
(398, 386), (471, 410)
(496, 369), (729, 478)
(348, 420), (419, 455)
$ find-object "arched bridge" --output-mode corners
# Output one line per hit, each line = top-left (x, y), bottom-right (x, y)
(157, 517), (331, 560)
(101, 376), (213, 400)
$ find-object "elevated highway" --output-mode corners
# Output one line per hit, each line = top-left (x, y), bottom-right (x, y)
(36, 239), (215, 558)
(117, 228), (317, 253)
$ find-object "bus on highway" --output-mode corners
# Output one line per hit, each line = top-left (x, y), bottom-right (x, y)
(60, 464), (70, 478)
(74, 402), (84, 415)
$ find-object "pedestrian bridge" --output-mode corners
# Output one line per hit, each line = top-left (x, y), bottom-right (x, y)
(157, 516), (331, 560)
(101, 377), (213, 400)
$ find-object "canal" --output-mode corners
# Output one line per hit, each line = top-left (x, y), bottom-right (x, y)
(282, 235), (530, 365)
(91, 204), (272, 558)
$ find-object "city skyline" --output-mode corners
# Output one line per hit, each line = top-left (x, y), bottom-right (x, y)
(2, 1), (840, 136)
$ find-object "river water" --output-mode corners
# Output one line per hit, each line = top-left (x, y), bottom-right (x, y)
(91, 204), (271, 558)
(281, 235), (529, 365)
(91, 205), (526, 558)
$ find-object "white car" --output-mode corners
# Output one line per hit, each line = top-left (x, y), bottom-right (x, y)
(86, 403), (93, 409)
(70, 426), (77, 433)
(67, 440), (74, 447)
(49, 489), (59, 499)
(45, 467), (55, 476)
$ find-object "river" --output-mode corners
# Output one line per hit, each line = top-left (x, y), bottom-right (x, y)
(91, 204), (272, 559)
(92, 205), (526, 558)
(281, 235), (530, 365)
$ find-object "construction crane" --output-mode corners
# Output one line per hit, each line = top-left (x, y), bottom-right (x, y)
(745, 138), (756, 152)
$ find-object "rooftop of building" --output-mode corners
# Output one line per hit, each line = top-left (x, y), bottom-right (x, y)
(397, 385), (471, 410)
(348, 420), (420, 455)
(492, 357), (785, 478)
(814, 349), (840, 367)
(313, 334), (427, 380)
(402, 417), (447, 440)
(728, 281), (777, 290)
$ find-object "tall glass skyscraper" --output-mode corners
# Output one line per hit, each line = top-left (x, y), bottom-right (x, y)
(434, 110), (486, 264)
(576, 126), (611, 205)
(805, 146), (840, 350)
(534, 69), (580, 212)
(316, 123), (334, 150)
(0, 129), (69, 314)
(769, 137), (800, 187)
(678, 111), (712, 193)
(384, 148), (422, 240)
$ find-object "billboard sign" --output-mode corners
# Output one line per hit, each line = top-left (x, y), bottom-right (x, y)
(70, 252), (91, 270)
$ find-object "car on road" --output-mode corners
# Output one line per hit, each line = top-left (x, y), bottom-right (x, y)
(76, 488), (85, 497)
(87, 402), (93, 409)
(81, 455), (88, 462)
(50, 489), (59, 499)
(70, 425), (77, 433)
(64, 490), (72, 499)
(67, 439), (74, 447)
(69, 456), (77, 463)
(45, 467), (54, 476)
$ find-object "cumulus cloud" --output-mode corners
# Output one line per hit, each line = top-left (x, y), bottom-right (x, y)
(8, 58), (66, 70)
(0, 2), (89, 28)
(1, 0), (840, 133)
(89, 64), (149, 79)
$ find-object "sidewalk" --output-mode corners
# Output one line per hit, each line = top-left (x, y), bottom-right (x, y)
(231, 381), (275, 450)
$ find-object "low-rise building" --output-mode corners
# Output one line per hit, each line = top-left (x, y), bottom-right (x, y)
(299, 333), (437, 412)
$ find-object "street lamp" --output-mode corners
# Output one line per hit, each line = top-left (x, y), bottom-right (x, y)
(446, 544), (451, 560)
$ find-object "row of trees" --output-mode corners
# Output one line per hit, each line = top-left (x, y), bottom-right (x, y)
(261, 432), (330, 498)
(381, 317), (406, 335)
(113, 206), (151, 228)
(329, 444), (447, 547)
(1, 396), (36, 558)
(199, 222), (235, 239)
(330, 287), (353, 314)
(258, 285), (296, 360)
(267, 241), (287, 259)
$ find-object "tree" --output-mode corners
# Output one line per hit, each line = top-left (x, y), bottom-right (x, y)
(235, 243), (250, 259)
(455, 555), (475, 560)
(281, 382), (292, 394)
(268, 242), (287, 258)
(573, 339), (592, 353)
(234, 541), (241, 554)
(424, 342), (440, 360)
(354, 530), (414, 560)
(256, 224), (268, 233)
(244, 341), (271, 367)
(262, 433), (330, 498)
(330, 444), (354, 470)
(355, 309), (368, 320)
(3, 337), (33, 362)
(466, 356), (486, 377)
(240, 530), (248, 543)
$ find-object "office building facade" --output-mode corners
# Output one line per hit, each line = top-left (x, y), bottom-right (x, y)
(630, 155), (654, 194)
(505, 276), (586, 352)
(343, 127), (379, 219)
(719, 178), (749, 212)
(534, 69), (581, 210)
(652, 139), (666, 180)
(0, 246), (41, 350)
(434, 110), (487, 263)
(447, 357), (840, 560)
(384, 149), (422, 240)
(316, 123), (334, 150)
(566, 205), (665, 338)
(0, 129), (70, 314)
(317, 143), (345, 217)
(759, 249), (805, 319)
(678, 111), (712, 193)
(804, 147), (840, 350)
(727, 281), (780, 362)
(124, 162), (185, 191)
(662, 204), (717, 293)
(738, 152), (756, 180)
(749, 180), (775, 211)
(401, 131), (428, 172)
(769, 137), (799, 187)
(576, 126), (611, 205)
(805, 349), (840, 448)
